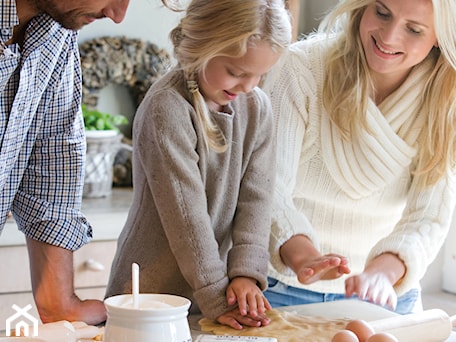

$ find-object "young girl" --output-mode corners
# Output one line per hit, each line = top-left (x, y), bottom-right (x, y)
(106, 0), (292, 329)
(263, 0), (456, 315)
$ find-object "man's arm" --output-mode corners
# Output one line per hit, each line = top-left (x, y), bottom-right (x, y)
(26, 237), (106, 325)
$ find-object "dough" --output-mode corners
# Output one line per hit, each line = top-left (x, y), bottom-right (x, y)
(199, 309), (350, 342)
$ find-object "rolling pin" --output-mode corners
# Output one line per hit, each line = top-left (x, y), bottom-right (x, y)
(368, 309), (453, 342)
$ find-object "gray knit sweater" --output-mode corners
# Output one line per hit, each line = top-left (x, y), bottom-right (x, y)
(106, 68), (275, 319)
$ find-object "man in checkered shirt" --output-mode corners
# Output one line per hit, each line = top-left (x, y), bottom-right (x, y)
(0, 0), (131, 326)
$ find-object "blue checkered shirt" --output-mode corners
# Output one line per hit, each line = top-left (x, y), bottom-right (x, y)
(0, 0), (92, 250)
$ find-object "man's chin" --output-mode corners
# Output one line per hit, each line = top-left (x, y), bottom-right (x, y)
(57, 15), (101, 30)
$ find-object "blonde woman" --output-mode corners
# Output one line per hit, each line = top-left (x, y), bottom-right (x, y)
(106, 0), (292, 330)
(263, 0), (456, 315)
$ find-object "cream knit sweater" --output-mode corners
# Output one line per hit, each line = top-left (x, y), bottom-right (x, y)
(263, 35), (456, 295)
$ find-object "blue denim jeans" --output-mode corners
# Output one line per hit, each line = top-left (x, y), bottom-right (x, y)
(264, 277), (421, 315)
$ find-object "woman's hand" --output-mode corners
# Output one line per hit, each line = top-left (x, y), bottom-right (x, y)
(345, 271), (398, 309)
(345, 253), (406, 310)
(294, 254), (351, 284)
(226, 277), (271, 317)
(280, 235), (351, 284)
(216, 307), (271, 330)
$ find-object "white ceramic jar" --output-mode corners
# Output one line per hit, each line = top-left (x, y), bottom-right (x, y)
(104, 294), (192, 342)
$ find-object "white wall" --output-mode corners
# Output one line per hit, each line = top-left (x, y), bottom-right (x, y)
(299, 0), (337, 34)
(422, 212), (456, 294)
(77, 0), (183, 133)
(78, 0), (182, 54)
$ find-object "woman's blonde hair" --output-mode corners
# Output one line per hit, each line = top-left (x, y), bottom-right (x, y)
(318, 0), (456, 187)
(169, 0), (292, 152)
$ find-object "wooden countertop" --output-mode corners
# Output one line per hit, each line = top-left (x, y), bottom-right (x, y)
(190, 300), (456, 341)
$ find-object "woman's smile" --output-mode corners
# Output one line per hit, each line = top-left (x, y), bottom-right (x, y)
(372, 36), (400, 56)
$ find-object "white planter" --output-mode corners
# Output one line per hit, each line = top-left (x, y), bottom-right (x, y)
(83, 131), (122, 198)
(85, 130), (119, 138)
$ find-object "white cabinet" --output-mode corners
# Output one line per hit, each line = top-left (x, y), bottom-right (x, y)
(0, 188), (131, 331)
(0, 243), (36, 331)
(421, 208), (456, 315)
(74, 241), (117, 289)
(443, 210), (456, 294)
(0, 240), (117, 330)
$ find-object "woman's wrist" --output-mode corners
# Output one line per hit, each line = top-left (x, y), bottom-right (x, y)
(280, 234), (319, 271)
(366, 252), (406, 286)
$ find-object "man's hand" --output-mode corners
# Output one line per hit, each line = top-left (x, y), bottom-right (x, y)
(26, 237), (107, 325)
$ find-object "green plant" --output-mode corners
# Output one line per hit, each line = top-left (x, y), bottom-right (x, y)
(82, 104), (128, 131)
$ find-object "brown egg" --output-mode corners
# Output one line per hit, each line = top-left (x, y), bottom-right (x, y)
(346, 319), (375, 342)
(331, 330), (360, 342)
(366, 332), (399, 342)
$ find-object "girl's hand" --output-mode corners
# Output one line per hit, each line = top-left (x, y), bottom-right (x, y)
(226, 277), (272, 317)
(216, 307), (271, 330)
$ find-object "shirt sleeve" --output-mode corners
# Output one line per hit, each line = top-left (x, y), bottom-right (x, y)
(226, 89), (275, 291)
(367, 170), (456, 295)
(13, 31), (92, 251)
(262, 44), (321, 276)
(134, 88), (234, 319)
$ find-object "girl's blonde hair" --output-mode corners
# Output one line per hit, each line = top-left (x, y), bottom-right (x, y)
(169, 0), (292, 152)
(318, 0), (456, 187)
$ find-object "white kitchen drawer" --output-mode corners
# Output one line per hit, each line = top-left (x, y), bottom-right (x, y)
(74, 240), (117, 289)
(0, 287), (109, 331)
(0, 292), (39, 331)
(0, 188), (131, 332)
(443, 211), (456, 294)
(0, 240), (117, 294)
(0, 245), (31, 294)
(0, 240), (118, 331)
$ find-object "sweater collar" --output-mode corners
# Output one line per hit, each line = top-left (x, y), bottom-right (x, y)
(321, 57), (434, 199)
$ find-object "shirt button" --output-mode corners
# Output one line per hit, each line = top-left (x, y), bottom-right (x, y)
(1, 28), (11, 35)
